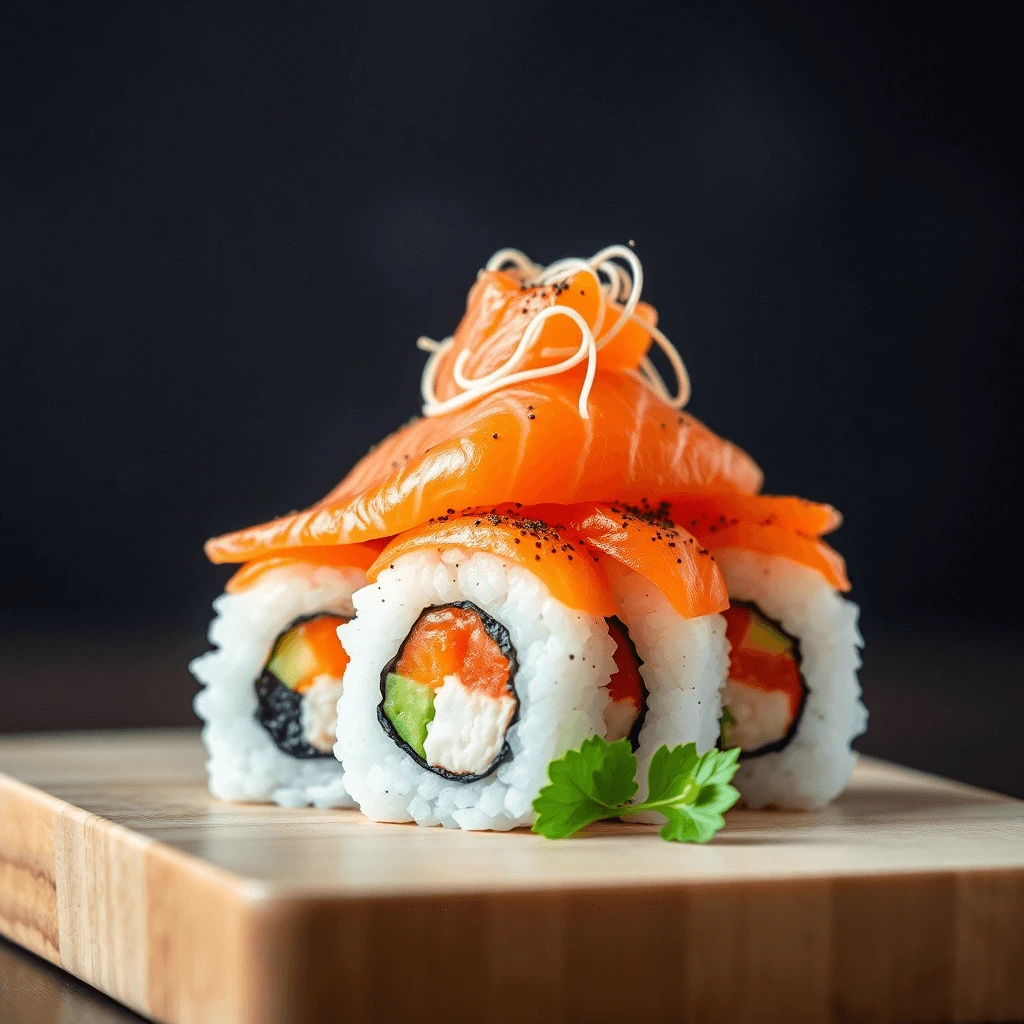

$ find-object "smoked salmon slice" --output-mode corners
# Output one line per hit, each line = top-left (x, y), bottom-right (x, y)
(665, 494), (850, 591)
(225, 541), (386, 593)
(205, 372), (762, 564)
(550, 502), (729, 618)
(365, 503), (729, 619)
(366, 508), (616, 617)
(668, 493), (842, 538)
(704, 522), (850, 591)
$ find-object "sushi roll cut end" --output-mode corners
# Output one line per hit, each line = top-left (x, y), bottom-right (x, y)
(192, 560), (365, 808)
(378, 602), (519, 781)
(719, 602), (807, 757)
(603, 616), (647, 749)
(257, 614), (351, 757)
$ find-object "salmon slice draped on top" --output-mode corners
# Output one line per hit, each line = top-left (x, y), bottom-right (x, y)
(664, 494), (850, 591)
(205, 371), (762, 564)
(364, 504), (728, 620)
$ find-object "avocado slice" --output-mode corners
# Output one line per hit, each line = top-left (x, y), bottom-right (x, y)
(745, 614), (793, 657)
(267, 627), (320, 690)
(383, 673), (436, 758)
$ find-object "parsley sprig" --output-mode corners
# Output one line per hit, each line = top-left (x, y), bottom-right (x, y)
(532, 736), (741, 842)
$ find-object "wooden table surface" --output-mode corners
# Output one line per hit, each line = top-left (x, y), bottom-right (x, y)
(1, 729), (1023, 1024)
(0, 933), (147, 1023)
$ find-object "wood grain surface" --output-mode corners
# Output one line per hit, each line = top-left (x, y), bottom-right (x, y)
(0, 730), (1022, 1023)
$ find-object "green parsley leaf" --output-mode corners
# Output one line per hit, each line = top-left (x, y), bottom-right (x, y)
(644, 742), (700, 804)
(532, 738), (741, 843)
(655, 779), (740, 843)
(693, 744), (741, 787)
(531, 735), (638, 839)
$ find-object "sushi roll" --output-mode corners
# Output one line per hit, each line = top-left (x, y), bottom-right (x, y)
(558, 503), (731, 809)
(335, 523), (614, 830)
(601, 561), (729, 815)
(335, 506), (730, 830)
(194, 243), (865, 832)
(670, 494), (865, 809)
(191, 546), (376, 808)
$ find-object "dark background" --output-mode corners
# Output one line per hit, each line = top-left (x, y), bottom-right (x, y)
(2, 3), (1022, 791)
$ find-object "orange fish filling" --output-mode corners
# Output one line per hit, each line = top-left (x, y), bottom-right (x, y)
(267, 615), (350, 694)
(382, 603), (518, 778)
(395, 605), (512, 700)
(256, 614), (351, 759)
(606, 617), (643, 710)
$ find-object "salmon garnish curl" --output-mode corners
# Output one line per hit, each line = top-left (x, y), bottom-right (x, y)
(419, 245), (689, 420)
(205, 246), (763, 565)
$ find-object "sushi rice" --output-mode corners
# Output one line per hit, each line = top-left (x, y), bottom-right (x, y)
(191, 561), (365, 808)
(715, 548), (866, 810)
(604, 561), (728, 814)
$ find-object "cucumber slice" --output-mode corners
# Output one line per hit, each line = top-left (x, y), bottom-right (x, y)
(383, 673), (436, 758)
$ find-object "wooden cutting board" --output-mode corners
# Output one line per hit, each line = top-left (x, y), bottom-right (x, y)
(0, 730), (1022, 1024)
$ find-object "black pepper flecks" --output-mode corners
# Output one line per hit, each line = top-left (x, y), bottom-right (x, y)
(599, 502), (717, 564)
(426, 507), (599, 577)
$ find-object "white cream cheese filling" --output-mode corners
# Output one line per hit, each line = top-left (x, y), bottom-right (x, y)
(603, 698), (640, 743)
(424, 673), (516, 776)
(723, 679), (792, 752)
(301, 674), (345, 754)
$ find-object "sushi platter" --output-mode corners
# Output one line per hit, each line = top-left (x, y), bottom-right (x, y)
(6, 245), (1021, 1019)
(1, 729), (1023, 1024)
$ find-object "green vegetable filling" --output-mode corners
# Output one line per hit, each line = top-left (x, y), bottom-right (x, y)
(719, 705), (736, 748)
(383, 673), (436, 758)
(267, 628), (318, 690)
(532, 736), (741, 843)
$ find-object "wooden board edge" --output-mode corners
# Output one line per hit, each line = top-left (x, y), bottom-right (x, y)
(234, 869), (1024, 1024)
(0, 770), (262, 1024)
(3, 762), (1024, 1024)
(0, 773), (62, 964)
